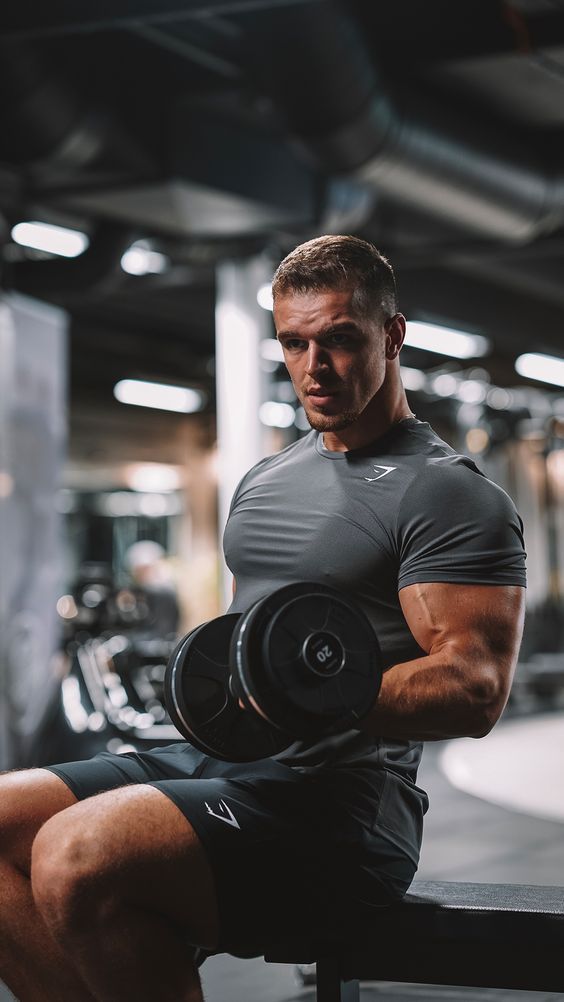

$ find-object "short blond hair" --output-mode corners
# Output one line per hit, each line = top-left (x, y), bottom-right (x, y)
(272, 235), (398, 319)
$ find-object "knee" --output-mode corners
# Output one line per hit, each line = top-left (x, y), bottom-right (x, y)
(0, 768), (76, 870)
(31, 813), (104, 935)
(0, 770), (43, 862)
(0, 774), (21, 848)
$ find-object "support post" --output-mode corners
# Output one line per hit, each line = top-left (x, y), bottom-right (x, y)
(215, 255), (273, 609)
(0, 293), (67, 768)
(316, 959), (360, 1002)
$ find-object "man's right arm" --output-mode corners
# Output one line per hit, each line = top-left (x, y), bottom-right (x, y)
(358, 581), (525, 742)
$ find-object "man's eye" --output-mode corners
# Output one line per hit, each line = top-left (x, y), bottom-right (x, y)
(328, 332), (350, 345)
(284, 339), (304, 350)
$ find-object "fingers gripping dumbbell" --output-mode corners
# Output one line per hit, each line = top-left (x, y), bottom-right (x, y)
(164, 582), (383, 762)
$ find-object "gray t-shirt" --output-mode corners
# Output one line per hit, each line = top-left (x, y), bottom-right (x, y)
(223, 419), (526, 863)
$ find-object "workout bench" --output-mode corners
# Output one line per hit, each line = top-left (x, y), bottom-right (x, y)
(265, 880), (564, 1001)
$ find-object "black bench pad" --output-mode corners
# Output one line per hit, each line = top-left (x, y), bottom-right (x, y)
(265, 880), (564, 993)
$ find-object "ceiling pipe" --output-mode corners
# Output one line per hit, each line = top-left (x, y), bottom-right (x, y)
(0, 41), (154, 180)
(248, 1), (564, 243)
(0, 0), (324, 43)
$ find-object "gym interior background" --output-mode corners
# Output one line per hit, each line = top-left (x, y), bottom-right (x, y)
(1, 1), (564, 998)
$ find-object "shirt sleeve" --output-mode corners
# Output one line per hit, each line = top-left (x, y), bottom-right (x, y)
(396, 458), (527, 591)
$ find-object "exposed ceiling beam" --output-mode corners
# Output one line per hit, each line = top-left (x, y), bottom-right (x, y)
(0, 0), (324, 41)
(130, 24), (241, 78)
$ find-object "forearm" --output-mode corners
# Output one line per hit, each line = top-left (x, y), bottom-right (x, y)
(358, 650), (506, 742)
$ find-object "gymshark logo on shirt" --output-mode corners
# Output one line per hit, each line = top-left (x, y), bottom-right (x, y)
(204, 799), (240, 829)
(365, 465), (397, 482)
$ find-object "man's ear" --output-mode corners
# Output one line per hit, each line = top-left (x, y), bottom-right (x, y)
(385, 313), (407, 360)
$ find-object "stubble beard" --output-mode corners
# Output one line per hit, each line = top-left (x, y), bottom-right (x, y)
(302, 406), (359, 432)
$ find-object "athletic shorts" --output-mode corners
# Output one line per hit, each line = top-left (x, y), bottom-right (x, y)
(45, 743), (420, 958)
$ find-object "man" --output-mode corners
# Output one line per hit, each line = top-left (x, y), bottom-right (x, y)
(0, 235), (525, 1002)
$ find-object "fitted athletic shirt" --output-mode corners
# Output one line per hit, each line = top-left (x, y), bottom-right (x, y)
(224, 417), (526, 780)
(45, 417), (527, 953)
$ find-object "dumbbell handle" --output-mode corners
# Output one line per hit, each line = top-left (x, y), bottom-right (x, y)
(228, 664), (271, 722)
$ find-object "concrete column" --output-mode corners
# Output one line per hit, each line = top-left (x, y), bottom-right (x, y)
(215, 256), (273, 610)
(174, 433), (222, 631)
(0, 294), (67, 768)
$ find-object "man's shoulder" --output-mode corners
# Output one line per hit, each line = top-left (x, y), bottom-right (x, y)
(386, 421), (521, 523)
(394, 419), (460, 462)
(394, 420), (485, 480)
(399, 449), (521, 533)
(402, 447), (511, 506)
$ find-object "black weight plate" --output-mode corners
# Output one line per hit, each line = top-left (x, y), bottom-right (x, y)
(235, 582), (382, 737)
(164, 623), (201, 738)
(165, 614), (292, 762)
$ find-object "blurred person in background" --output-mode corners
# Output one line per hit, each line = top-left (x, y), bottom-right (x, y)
(125, 540), (180, 640)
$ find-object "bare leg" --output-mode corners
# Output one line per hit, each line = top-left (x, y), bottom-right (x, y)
(0, 769), (98, 1001)
(31, 785), (221, 1002)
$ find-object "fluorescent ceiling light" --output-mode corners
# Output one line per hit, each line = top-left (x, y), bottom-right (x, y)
(515, 353), (564, 388)
(98, 491), (182, 517)
(405, 321), (489, 359)
(257, 283), (274, 311)
(259, 401), (295, 428)
(114, 379), (205, 413)
(121, 244), (169, 276)
(11, 221), (89, 258)
(125, 463), (181, 493)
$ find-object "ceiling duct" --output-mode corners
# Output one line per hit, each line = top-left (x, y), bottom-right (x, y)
(248, 1), (564, 243)
(0, 41), (154, 182)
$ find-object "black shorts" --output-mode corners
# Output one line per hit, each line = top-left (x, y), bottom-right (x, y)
(45, 743), (419, 957)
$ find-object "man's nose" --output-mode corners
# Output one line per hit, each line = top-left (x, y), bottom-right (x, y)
(305, 343), (330, 374)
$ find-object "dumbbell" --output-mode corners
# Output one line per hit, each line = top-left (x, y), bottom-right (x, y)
(164, 581), (382, 762)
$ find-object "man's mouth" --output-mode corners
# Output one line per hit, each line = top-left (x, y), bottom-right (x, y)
(307, 387), (339, 396)
(306, 388), (340, 407)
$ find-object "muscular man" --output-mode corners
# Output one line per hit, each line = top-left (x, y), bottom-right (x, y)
(0, 236), (526, 1002)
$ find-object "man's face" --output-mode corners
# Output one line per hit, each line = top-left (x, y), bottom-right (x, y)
(273, 286), (388, 433)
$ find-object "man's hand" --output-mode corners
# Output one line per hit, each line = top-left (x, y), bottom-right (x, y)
(359, 582), (525, 741)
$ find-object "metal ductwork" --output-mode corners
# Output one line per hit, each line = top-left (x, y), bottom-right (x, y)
(0, 41), (154, 179)
(248, 1), (564, 243)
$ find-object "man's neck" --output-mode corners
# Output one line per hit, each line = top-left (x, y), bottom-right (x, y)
(321, 398), (414, 453)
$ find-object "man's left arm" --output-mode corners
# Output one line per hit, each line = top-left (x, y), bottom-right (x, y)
(359, 582), (526, 741)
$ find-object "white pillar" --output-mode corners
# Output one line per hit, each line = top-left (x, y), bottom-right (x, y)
(215, 256), (273, 610)
(0, 294), (67, 768)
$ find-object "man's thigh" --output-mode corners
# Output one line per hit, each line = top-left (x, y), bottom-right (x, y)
(32, 783), (220, 949)
(36, 749), (328, 957)
(36, 746), (416, 958)
(37, 748), (311, 957)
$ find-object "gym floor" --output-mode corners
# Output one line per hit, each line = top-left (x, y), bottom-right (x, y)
(2, 714), (563, 1001)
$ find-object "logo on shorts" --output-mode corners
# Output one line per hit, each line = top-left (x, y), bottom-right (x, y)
(364, 465), (396, 482)
(204, 799), (240, 829)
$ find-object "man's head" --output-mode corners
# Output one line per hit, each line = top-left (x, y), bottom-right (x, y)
(272, 235), (408, 448)
(272, 234), (397, 322)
